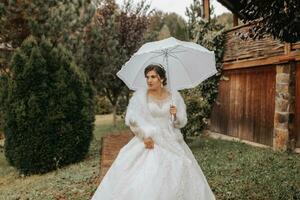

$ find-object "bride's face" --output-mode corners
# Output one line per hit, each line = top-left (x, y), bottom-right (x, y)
(145, 70), (162, 90)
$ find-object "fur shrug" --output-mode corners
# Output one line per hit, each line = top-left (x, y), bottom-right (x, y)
(125, 88), (187, 143)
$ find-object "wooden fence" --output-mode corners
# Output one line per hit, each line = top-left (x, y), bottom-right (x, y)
(210, 66), (276, 146)
(209, 23), (300, 150)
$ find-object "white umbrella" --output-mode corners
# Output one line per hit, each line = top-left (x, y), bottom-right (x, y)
(117, 37), (217, 95)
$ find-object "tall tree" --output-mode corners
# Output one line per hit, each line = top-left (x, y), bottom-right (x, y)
(215, 13), (234, 29)
(146, 11), (188, 41)
(162, 13), (187, 40)
(81, 0), (150, 125)
(158, 24), (171, 40)
(145, 10), (164, 41)
(185, 0), (202, 40)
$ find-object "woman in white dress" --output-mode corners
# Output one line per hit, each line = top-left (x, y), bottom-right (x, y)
(91, 64), (216, 200)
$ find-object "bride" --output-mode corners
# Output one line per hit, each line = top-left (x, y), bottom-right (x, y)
(91, 64), (216, 200)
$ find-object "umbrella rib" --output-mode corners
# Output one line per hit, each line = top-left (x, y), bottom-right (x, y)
(169, 50), (186, 54)
(168, 45), (180, 52)
(151, 45), (180, 55)
(168, 53), (194, 86)
(131, 53), (165, 88)
(152, 50), (165, 54)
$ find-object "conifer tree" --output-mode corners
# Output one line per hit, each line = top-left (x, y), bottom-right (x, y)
(4, 36), (95, 174)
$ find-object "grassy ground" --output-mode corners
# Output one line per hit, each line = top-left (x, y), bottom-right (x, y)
(0, 114), (299, 200)
(0, 115), (127, 200)
(190, 137), (300, 200)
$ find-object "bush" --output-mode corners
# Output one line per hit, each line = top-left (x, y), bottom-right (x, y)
(3, 36), (95, 175)
(0, 74), (9, 133)
(182, 88), (211, 137)
(94, 94), (128, 116)
(94, 95), (112, 115)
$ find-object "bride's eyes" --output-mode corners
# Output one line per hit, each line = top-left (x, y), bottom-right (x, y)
(146, 75), (159, 79)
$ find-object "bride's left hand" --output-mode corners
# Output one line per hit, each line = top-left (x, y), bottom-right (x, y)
(170, 105), (177, 118)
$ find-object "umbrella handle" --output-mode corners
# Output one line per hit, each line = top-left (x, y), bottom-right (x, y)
(171, 114), (174, 122)
(169, 95), (175, 123)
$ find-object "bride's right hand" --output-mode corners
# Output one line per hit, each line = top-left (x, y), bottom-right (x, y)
(144, 137), (154, 149)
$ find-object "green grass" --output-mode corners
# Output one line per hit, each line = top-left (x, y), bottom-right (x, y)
(0, 116), (299, 200)
(0, 116), (127, 200)
(190, 136), (300, 200)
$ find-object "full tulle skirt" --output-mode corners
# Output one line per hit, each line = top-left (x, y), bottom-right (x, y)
(91, 133), (215, 200)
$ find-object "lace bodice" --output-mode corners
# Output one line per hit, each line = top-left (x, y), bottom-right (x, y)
(147, 95), (172, 129)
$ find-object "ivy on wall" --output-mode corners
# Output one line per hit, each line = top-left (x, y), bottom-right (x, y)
(239, 0), (300, 43)
(182, 1), (226, 138)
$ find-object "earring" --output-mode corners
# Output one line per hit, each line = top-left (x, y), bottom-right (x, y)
(161, 82), (163, 88)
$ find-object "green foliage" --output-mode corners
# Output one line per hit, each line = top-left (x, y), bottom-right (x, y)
(185, 0), (202, 40)
(0, 0), (95, 47)
(182, 0), (225, 137)
(215, 13), (234, 29)
(94, 96), (112, 115)
(161, 13), (187, 40)
(158, 24), (171, 40)
(192, 18), (225, 104)
(0, 0), (95, 73)
(3, 36), (95, 175)
(181, 88), (211, 136)
(146, 11), (188, 41)
(81, 0), (150, 124)
(0, 75), (9, 132)
(239, 0), (300, 43)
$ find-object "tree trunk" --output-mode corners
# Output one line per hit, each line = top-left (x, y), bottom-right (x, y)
(112, 104), (117, 127)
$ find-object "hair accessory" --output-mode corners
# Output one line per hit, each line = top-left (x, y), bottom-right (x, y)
(157, 64), (165, 71)
(148, 62), (165, 71)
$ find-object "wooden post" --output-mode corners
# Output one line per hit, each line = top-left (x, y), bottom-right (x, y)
(203, 0), (210, 20)
(233, 14), (238, 27)
(284, 42), (292, 54)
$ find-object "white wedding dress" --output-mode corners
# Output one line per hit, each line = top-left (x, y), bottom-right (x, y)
(91, 95), (215, 200)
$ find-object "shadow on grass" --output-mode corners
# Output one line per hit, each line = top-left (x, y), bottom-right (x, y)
(189, 134), (300, 200)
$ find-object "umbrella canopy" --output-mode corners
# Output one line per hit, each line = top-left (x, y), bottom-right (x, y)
(117, 37), (217, 91)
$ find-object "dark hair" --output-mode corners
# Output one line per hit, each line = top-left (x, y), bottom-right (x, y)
(144, 64), (167, 86)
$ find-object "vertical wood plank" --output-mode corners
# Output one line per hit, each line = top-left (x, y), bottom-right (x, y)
(233, 14), (238, 27)
(295, 62), (300, 147)
(210, 66), (276, 146)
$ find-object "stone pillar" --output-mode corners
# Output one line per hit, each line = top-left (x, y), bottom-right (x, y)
(273, 62), (296, 151)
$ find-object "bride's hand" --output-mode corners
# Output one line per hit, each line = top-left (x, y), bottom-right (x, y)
(170, 105), (177, 119)
(144, 137), (154, 149)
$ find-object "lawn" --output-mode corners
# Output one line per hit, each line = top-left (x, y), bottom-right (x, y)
(0, 115), (299, 200)
(0, 115), (127, 200)
(190, 137), (300, 200)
